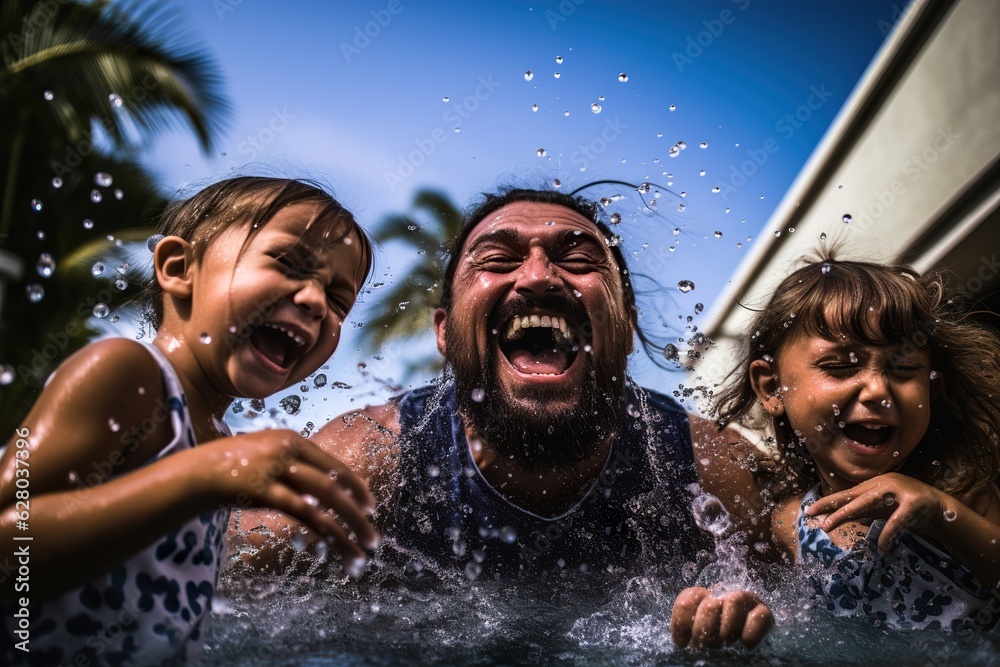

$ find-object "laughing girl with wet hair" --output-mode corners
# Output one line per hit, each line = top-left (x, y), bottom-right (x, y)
(715, 252), (1000, 631)
(0, 176), (379, 664)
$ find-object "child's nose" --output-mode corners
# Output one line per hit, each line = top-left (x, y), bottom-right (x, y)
(857, 370), (891, 405)
(293, 280), (327, 319)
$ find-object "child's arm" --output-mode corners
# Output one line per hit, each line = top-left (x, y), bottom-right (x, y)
(806, 472), (1000, 592)
(0, 339), (376, 601)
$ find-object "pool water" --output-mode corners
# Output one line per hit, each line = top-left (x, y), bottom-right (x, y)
(203, 545), (1000, 666)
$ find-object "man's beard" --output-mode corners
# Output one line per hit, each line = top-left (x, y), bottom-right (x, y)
(445, 295), (629, 470)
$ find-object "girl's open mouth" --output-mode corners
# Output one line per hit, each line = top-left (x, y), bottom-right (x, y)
(840, 422), (894, 448)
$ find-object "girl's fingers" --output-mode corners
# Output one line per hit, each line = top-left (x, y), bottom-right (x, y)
(670, 587), (709, 648)
(256, 481), (366, 564)
(279, 462), (378, 549)
(690, 594), (724, 648)
(741, 602), (774, 648)
(719, 593), (751, 641)
(291, 438), (377, 511)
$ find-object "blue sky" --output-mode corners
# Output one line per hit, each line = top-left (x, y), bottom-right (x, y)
(140, 0), (907, 428)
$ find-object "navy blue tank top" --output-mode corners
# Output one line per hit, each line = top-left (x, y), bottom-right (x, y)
(386, 381), (706, 579)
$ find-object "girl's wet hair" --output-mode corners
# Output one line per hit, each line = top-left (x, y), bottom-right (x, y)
(143, 176), (373, 328)
(716, 250), (1000, 499)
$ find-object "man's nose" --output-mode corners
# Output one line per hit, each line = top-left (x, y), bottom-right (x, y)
(514, 248), (561, 294)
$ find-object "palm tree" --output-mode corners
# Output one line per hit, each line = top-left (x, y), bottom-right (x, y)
(362, 189), (464, 379)
(0, 0), (229, 435)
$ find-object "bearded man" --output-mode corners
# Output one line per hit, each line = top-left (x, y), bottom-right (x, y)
(237, 187), (773, 648)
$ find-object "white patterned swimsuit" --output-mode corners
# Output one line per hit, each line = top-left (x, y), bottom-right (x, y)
(2, 343), (231, 666)
(797, 484), (1000, 632)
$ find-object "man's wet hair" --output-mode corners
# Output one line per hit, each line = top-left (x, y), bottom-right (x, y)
(439, 186), (669, 362)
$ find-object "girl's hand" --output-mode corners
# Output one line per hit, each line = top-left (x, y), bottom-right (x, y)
(670, 587), (773, 649)
(193, 429), (379, 566)
(805, 473), (945, 555)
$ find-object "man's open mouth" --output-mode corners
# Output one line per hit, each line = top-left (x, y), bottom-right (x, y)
(840, 422), (895, 448)
(247, 322), (310, 371)
(497, 313), (584, 376)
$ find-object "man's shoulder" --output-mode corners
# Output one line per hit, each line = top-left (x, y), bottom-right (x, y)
(634, 384), (689, 421)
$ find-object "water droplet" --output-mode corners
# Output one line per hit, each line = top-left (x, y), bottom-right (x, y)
(669, 104), (676, 111)
(279, 395), (301, 415)
(313, 373), (327, 388)
(146, 234), (164, 252)
(464, 561), (482, 581)
(108, 418), (120, 432)
(774, 230), (782, 238)
(36, 253), (55, 278)
(555, 55), (563, 64)
(713, 231), (722, 238)
(553, 71), (561, 79)
(552, 179), (561, 188)
(93, 303), (110, 318)
(536, 148), (546, 157)
(442, 96), (450, 102)
(677, 141), (687, 150)
(692, 494), (731, 537)
(0, 364), (14, 385)
(109, 93), (123, 107)
(199, 332), (212, 344)
(929, 370), (939, 380)
(609, 212), (621, 225)
(94, 172), (113, 187)
(113, 277), (128, 291)
(820, 232), (828, 240)
(663, 344), (679, 362)
(668, 146), (680, 158)
(113, 188), (123, 200)
(30, 199), (43, 212)
(881, 399), (891, 409)
(110, 314), (119, 323)
(43, 90), (54, 101)
(711, 186), (720, 193)
(677, 203), (685, 212)
(618, 72), (629, 82)
(90, 189), (102, 203)
(943, 509), (957, 522)
(26, 284), (44, 303)
(91, 262), (105, 277)
(677, 280), (695, 293)
(821, 263), (832, 275)
(591, 102), (602, 114)
(842, 214), (852, 224)
(531, 103), (538, 112)
(699, 142), (708, 148)
(471, 388), (485, 403)
(82, 218), (94, 230)
(524, 70), (534, 81)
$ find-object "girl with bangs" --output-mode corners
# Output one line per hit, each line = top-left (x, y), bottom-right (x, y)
(1, 176), (378, 665)
(715, 253), (1000, 632)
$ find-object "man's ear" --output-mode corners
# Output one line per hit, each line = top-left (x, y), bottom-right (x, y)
(749, 358), (784, 416)
(154, 236), (194, 299)
(433, 307), (448, 356)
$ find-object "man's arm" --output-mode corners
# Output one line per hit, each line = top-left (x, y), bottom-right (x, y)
(226, 401), (402, 573)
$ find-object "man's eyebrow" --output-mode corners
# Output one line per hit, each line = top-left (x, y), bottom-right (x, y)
(465, 228), (523, 252)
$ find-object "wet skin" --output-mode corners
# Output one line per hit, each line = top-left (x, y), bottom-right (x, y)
(752, 330), (934, 495)
(434, 201), (634, 426)
(158, 202), (368, 414)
